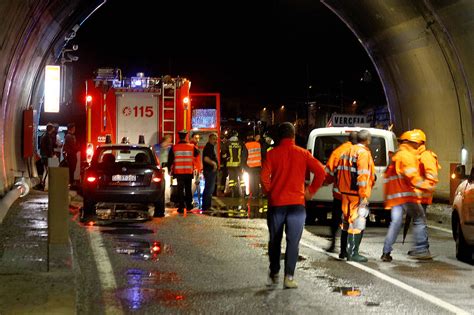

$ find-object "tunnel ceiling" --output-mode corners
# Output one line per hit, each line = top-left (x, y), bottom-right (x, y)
(0, 0), (473, 197)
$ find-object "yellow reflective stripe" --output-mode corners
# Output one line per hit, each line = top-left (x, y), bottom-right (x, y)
(336, 165), (357, 172)
(404, 167), (417, 175)
(383, 175), (403, 184)
(175, 165), (193, 169)
(357, 169), (370, 175)
(385, 192), (419, 200)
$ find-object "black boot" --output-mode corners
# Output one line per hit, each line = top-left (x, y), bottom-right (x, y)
(339, 230), (348, 259)
(347, 233), (368, 262)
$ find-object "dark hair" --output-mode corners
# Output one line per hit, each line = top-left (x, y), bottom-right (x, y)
(67, 122), (75, 130)
(349, 131), (358, 144)
(278, 122), (295, 139)
(46, 123), (54, 132)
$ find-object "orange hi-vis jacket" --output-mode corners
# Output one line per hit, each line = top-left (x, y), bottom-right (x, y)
(325, 141), (353, 199)
(172, 143), (195, 175)
(336, 143), (376, 199)
(418, 145), (440, 204)
(245, 141), (262, 168)
(261, 138), (325, 207)
(384, 143), (435, 208)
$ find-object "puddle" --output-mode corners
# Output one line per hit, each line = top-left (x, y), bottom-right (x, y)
(115, 239), (171, 261)
(113, 269), (185, 310)
(101, 228), (155, 235)
(202, 205), (267, 219)
(332, 286), (361, 297)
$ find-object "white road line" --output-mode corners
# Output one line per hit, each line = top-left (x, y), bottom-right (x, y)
(88, 228), (124, 315)
(428, 224), (452, 233)
(300, 240), (470, 315)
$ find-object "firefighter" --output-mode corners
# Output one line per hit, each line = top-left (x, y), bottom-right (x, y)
(242, 133), (262, 198)
(218, 134), (229, 195)
(324, 131), (358, 257)
(381, 129), (435, 262)
(225, 130), (244, 197)
(168, 130), (200, 213)
(336, 130), (376, 262)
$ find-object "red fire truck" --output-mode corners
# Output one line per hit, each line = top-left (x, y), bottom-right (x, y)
(84, 69), (220, 162)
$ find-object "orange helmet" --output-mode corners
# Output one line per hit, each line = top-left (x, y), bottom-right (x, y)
(399, 129), (426, 144)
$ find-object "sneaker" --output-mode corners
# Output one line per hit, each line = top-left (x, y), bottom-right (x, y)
(381, 253), (393, 262)
(266, 272), (279, 287)
(283, 275), (298, 289)
(408, 250), (433, 260)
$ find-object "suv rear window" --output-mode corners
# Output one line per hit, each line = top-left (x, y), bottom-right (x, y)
(313, 136), (387, 166)
(93, 147), (155, 165)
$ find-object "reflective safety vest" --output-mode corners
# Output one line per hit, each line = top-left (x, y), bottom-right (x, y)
(418, 145), (440, 204)
(227, 141), (242, 167)
(172, 143), (194, 174)
(336, 143), (375, 199)
(384, 143), (434, 208)
(325, 141), (353, 199)
(245, 141), (262, 168)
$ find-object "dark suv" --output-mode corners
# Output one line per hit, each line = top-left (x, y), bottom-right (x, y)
(81, 144), (165, 222)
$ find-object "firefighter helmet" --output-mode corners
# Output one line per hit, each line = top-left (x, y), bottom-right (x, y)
(399, 129), (426, 144)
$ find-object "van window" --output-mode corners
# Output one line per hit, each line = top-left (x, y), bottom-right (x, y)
(313, 136), (387, 166)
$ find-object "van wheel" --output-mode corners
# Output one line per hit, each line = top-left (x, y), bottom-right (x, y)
(455, 218), (473, 262)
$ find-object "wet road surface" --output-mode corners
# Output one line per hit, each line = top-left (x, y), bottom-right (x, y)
(70, 196), (474, 314)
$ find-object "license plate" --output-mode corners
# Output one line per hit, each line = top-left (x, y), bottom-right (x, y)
(112, 174), (136, 182)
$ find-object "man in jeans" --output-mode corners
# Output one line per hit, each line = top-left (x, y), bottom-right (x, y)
(381, 129), (435, 261)
(261, 122), (325, 289)
(201, 133), (218, 211)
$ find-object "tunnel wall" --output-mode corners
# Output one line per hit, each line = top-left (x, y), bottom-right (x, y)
(322, 0), (474, 199)
(0, 0), (87, 195)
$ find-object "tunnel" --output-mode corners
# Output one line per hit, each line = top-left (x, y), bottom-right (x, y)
(0, 0), (472, 198)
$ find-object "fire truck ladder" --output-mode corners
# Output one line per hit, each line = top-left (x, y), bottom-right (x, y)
(161, 80), (177, 143)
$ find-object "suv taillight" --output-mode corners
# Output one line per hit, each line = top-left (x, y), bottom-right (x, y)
(151, 170), (162, 183)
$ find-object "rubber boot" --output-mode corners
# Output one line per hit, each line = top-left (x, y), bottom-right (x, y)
(339, 230), (348, 259)
(347, 233), (368, 262)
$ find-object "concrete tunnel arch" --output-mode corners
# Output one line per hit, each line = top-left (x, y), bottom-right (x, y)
(0, 0), (473, 198)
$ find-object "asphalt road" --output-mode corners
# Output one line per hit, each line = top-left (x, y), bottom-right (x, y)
(70, 197), (474, 314)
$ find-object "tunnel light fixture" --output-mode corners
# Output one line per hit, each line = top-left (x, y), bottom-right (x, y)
(461, 146), (468, 166)
(44, 65), (60, 112)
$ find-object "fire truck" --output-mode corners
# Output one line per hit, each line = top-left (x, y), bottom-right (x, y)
(84, 69), (221, 161)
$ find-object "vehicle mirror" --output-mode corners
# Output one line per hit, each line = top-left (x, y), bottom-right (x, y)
(453, 164), (466, 180)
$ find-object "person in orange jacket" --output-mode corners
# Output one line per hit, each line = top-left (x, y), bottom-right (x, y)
(413, 129), (440, 211)
(261, 122), (325, 289)
(324, 131), (358, 257)
(381, 129), (435, 262)
(168, 130), (200, 213)
(335, 130), (376, 262)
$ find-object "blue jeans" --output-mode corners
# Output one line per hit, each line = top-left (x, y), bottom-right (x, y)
(267, 205), (306, 276)
(383, 203), (429, 254)
(202, 170), (217, 210)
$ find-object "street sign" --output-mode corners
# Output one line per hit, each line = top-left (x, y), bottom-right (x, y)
(328, 114), (368, 127)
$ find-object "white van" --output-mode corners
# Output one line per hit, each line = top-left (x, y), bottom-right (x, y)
(306, 127), (397, 224)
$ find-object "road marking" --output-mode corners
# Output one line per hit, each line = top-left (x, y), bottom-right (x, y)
(300, 240), (470, 315)
(88, 228), (124, 315)
(428, 224), (452, 233)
